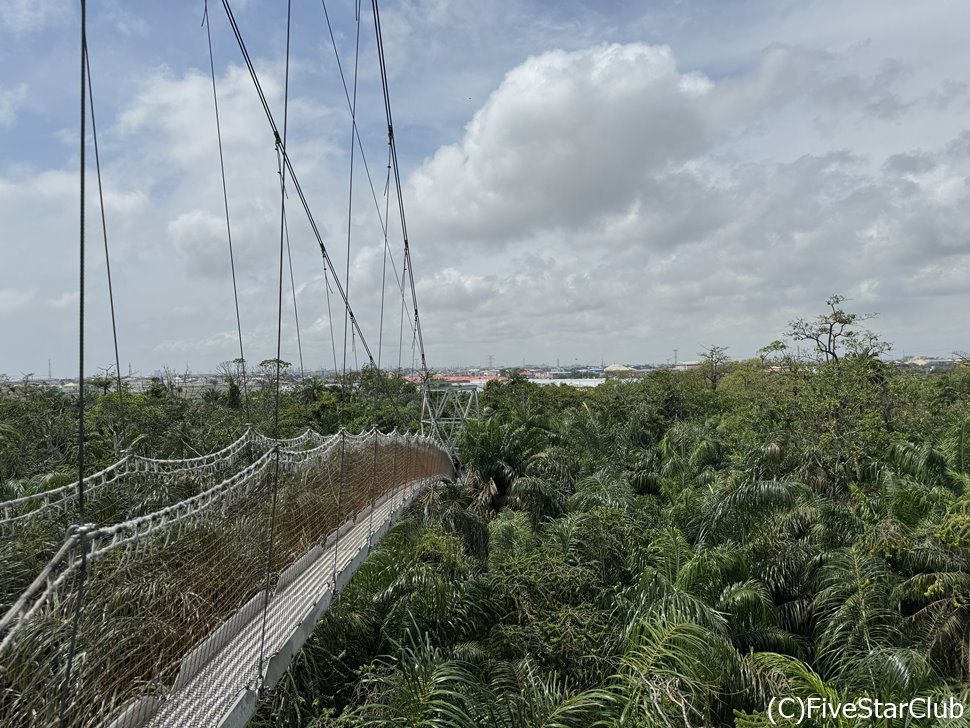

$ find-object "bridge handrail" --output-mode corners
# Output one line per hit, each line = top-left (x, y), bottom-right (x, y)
(0, 456), (131, 525)
(249, 427), (323, 451)
(129, 426), (256, 471)
(0, 427), (319, 528)
(0, 428), (435, 649)
(0, 449), (275, 651)
(0, 428), (454, 727)
(0, 528), (82, 646)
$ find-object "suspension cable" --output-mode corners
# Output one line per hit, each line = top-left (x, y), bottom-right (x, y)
(221, 0), (377, 367)
(83, 46), (126, 444)
(283, 208), (305, 379)
(76, 0), (87, 523)
(341, 0), (362, 404)
(219, 0), (410, 426)
(203, 1), (250, 419)
(257, 0), (292, 687)
(371, 0), (428, 378)
(320, 0), (414, 335)
(60, 2), (89, 722)
(377, 144), (391, 368)
(324, 259), (339, 376)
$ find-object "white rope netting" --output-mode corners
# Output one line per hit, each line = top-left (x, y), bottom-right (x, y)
(0, 428), (454, 728)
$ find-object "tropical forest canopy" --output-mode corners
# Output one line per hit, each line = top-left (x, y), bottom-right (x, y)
(2, 299), (970, 726)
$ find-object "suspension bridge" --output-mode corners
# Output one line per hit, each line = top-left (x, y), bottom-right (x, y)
(0, 0), (475, 725)
(0, 427), (454, 727)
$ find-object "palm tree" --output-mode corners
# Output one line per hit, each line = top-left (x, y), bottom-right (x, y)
(458, 415), (546, 510)
(298, 376), (328, 406)
(810, 546), (902, 685)
(352, 627), (479, 727)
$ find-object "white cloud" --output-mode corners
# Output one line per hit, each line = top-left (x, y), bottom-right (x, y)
(0, 83), (27, 127)
(46, 291), (78, 309)
(408, 43), (817, 248)
(0, 0), (69, 33)
(101, 0), (146, 37)
(0, 288), (33, 315)
(3, 2), (970, 374)
(400, 37), (970, 365)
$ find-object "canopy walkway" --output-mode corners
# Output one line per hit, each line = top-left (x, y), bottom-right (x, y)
(0, 2), (462, 724)
(0, 428), (454, 727)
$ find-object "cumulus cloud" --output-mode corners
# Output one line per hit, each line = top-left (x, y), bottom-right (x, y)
(3, 2), (970, 374)
(409, 43), (817, 247)
(46, 291), (78, 309)
(402, 38), (970, 364)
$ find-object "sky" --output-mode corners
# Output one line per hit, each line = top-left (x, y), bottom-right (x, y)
(1, 0), (968, 377)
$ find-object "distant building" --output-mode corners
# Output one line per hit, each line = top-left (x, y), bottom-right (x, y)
(603, 364), (637, 379)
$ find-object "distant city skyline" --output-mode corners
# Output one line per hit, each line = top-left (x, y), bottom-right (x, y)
(9, 347), (964, 382)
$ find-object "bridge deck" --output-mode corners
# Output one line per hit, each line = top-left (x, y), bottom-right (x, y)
(138, 478), (425, 728)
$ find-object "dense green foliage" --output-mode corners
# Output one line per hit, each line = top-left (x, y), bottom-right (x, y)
(250, 353), (970, 726)
(4, 302), (970, 727)
(0, 369), (424, 621)
(0, 368), (421, 494)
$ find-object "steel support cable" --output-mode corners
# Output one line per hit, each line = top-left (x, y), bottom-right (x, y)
(219, 0), (409, 428)
(340, 0), (363, 421)
(377, 145), (391, 368)
(273, 150), (305, 381)
(280, 153), (378, 361)
(396, 161), (410, 373)
(366, 427), (381, 555)
(221, 0), (377, 368)
(204, 0), (251, 419)
(75, 4), (88, 528)
(408, 336), (416, 380)
(323, 257), (339, 376)
(320, 0), (414, 338)
(283, 209), (305, 379)
(339, 12), (406, 375)
(332, 430), (346, 589)
(398, 265), (406, 371)
(257, 0), (293, 688)
(60, 2), (88, 723)
(371, 0), (428, 378)
(83, 47), (125, 442)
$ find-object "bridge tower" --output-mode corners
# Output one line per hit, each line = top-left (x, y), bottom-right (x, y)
(421, 386), (480, 452)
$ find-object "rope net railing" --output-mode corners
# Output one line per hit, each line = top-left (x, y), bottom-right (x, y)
(0, 427), (265, 528)
(0, 428), (326, 618)
(0, 429), (453, 728)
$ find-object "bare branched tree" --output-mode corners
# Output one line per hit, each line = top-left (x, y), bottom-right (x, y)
(787, 294), (891, 362)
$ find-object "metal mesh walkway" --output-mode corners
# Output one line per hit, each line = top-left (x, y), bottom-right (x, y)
(142, 478), (426, 728)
